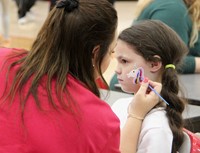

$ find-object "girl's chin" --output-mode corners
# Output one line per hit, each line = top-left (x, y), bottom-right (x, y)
(121, 87), (136, 94)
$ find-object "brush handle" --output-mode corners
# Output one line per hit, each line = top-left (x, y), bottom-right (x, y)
(148, 85), (169, 105)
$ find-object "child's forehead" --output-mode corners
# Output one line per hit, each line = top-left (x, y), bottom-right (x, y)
(115, 50), (141, 60)
(115, 39), (137, 52)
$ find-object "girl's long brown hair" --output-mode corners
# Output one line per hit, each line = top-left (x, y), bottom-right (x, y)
(119, 20), (188, 153)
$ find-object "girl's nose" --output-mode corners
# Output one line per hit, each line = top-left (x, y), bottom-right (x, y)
(115, 64), (121, 75)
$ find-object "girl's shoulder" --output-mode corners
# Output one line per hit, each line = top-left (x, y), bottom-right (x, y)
(142, 107), (170, 129)
(111, 97), (133, 128)
(112, 97), (133, 109)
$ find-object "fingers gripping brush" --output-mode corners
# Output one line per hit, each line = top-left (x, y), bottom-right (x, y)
(127, 67), (169, 106)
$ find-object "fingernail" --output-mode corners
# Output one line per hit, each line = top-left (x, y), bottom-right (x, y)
(143, 77), (149, 83)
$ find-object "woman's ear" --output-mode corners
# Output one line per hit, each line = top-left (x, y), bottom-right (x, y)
(92, 45), (100, 66)
(92, 45), (100, 59)
(149, 55), (162, 72)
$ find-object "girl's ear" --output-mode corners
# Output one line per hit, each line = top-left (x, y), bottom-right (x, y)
(149, 55), (162, 72)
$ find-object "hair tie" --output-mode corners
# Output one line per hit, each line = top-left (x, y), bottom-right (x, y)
(56, 0), (79, 12)
(165, 64), (176, 69)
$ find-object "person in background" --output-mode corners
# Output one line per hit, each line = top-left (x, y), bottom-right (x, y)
(0, 0), (10, 47)
(110, 0), (200, 90)
(15, 0), (37, 24)
(0, 0), (161, 152)
(108, 0), (116, 5)
(112, 20), (188, 152)
(49, 0), (56, 11)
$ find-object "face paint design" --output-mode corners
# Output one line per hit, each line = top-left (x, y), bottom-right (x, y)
(127, 65), (144, 84)
(127, 65), (170, 106)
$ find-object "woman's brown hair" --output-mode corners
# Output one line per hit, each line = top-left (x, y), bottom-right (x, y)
(2, 0), (117, 115)
(118, 20), (188, 152)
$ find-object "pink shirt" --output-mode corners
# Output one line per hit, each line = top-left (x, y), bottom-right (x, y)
(0, 48), (120, 153)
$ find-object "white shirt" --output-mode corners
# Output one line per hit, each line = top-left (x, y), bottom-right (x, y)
(112, 97), (173, 153)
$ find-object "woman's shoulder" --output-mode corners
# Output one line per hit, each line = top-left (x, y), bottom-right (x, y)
(67, 81), (120, 152)
(0, 48), (26, 61)
(0, 47), (12, 58)
(68, 75), (120, 125)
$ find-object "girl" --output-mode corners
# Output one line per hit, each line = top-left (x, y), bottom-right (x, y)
(110, 0), (200, 91)
(112, 20), (188, 153)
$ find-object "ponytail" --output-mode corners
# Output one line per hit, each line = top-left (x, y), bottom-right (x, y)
(161, 68), (186, 153)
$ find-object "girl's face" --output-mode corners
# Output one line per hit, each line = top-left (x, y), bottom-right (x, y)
(115, 39), (152, 94)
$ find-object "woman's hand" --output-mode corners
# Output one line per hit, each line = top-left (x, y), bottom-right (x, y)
(128, 78), (162, 118)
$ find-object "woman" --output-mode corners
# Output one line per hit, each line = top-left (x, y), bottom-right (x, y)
(0, 0), (161, 152)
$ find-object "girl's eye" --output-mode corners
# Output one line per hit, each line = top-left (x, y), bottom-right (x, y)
(121, 59), (127, 64)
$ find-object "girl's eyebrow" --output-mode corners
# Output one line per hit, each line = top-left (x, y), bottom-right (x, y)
(116, 54), (131, 60)
(115, 54), (122, 59)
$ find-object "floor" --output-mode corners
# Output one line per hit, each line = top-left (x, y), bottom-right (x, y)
(0, 0), (137, 84)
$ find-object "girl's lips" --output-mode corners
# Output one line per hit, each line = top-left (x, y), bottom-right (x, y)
(118, 78), (123, 82)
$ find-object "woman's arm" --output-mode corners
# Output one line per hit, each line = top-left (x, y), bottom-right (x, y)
(120, 79), (162, 153)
